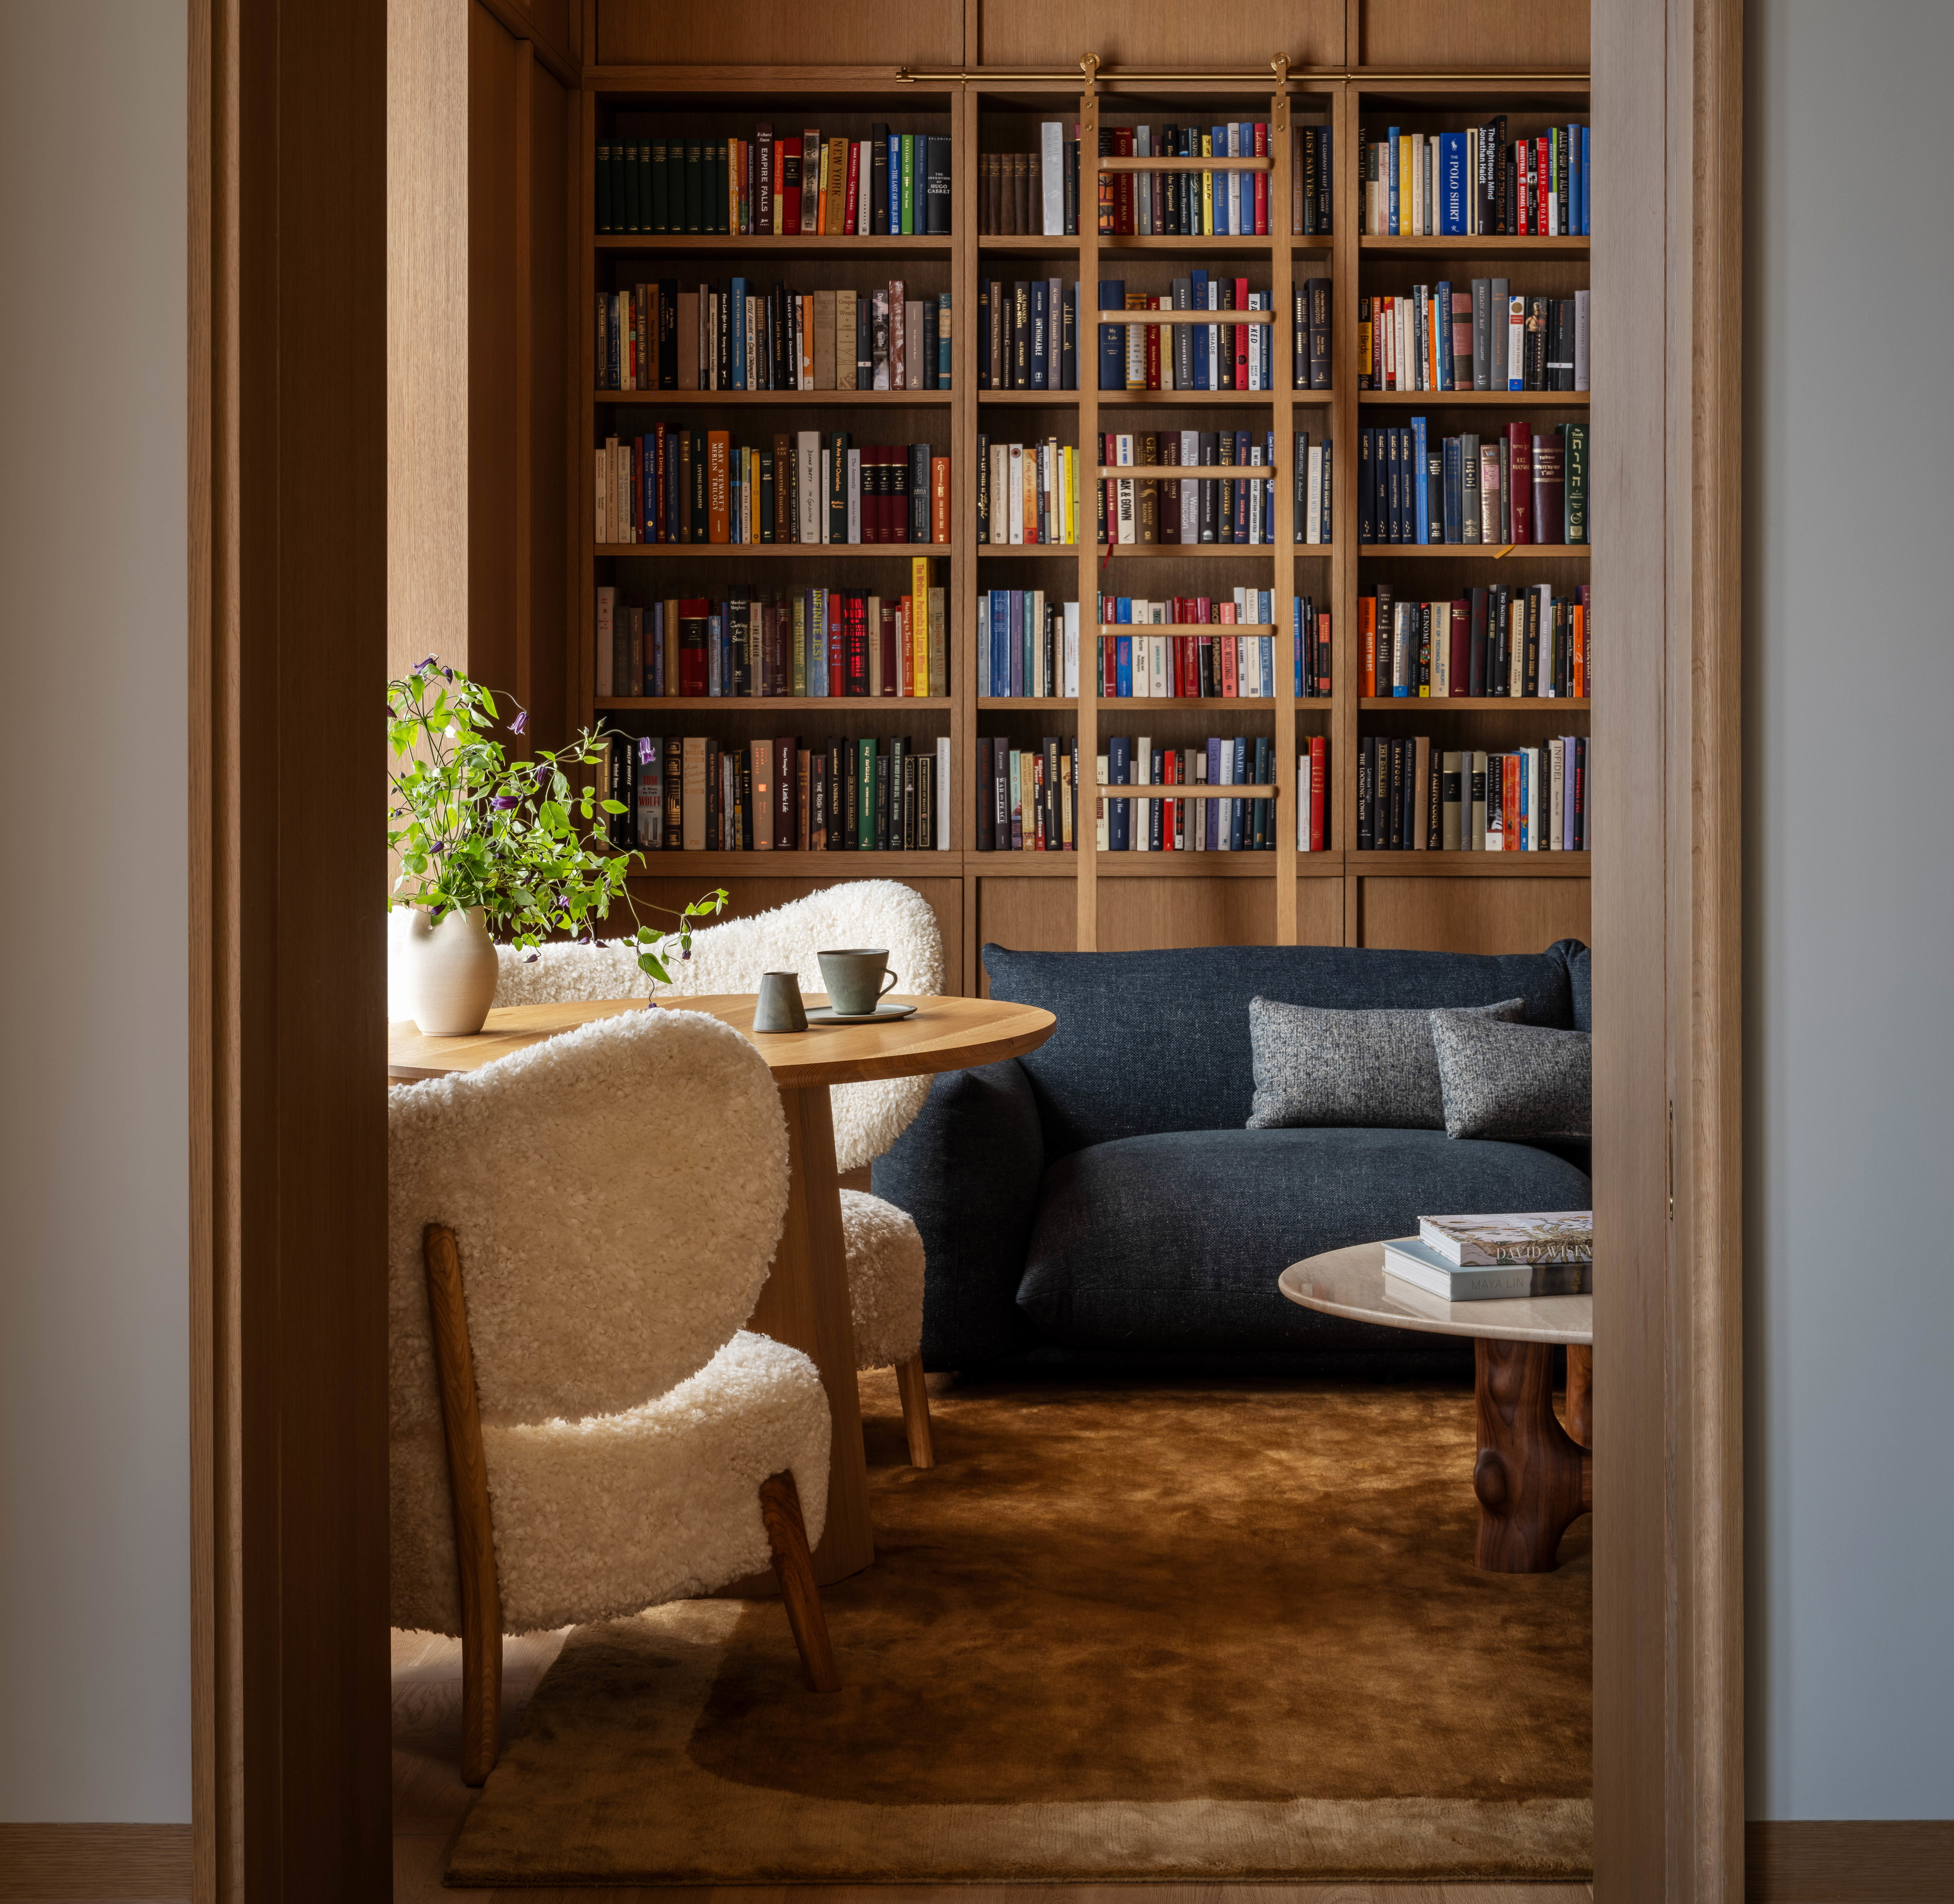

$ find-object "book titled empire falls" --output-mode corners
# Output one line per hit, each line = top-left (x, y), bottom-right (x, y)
(1383, 1210), (1592, 1301)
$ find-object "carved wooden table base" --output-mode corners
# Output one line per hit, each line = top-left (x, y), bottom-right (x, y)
(1472, 1339), (1594, 1572)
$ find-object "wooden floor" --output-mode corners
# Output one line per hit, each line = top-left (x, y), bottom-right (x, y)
(392, 1631), (1594, 1904)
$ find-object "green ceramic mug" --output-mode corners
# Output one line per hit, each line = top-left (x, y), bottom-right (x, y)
(818, 948), (900, 1016)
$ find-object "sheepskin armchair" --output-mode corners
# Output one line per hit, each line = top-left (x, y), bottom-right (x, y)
(489, 880), (945, 1172)
(389, 1006), (840, 1783)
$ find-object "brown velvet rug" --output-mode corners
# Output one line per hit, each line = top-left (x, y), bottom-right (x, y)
(446, 1372), (1592, 1885)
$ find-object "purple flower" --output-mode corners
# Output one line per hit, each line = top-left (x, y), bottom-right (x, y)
(638, 736), (655, 764)
(490, 796), (519, 810)
(533, 761), (553, 786)
(510, 709), (530, 735)
(414, 655), (437, 674)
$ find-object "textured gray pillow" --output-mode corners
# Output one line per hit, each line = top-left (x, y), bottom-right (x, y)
(1246, 995), (1526, 1130)
(1429, 1009), (1592, 1142)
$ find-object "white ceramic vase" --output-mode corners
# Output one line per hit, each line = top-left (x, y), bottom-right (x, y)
(401, 904), (499, 1036)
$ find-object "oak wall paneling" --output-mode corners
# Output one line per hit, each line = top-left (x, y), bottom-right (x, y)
(1357, 0), (1589, 73)
(975, 0), (1347, 72)
(1098, 874), (1277, 950)
(976, 878), (1079, 976)
(388, 0), (468, 683)
(1357, 873), (1592, 953)
(595, 0), (961, 70)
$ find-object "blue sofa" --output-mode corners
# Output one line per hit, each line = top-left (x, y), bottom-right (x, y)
(872, 939), (1593, 1372)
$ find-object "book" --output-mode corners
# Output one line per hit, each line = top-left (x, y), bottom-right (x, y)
(1383, 1236), (1591, 1301)
(1417, 1210), (1595, 1266)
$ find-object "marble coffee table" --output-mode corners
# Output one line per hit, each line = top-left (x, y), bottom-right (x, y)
(1279, 1242), (1593, 1573)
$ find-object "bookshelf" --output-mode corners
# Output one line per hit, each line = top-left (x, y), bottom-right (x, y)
(574, 31), (1590, 988)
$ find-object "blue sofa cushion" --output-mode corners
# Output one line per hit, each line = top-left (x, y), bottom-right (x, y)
(984, 940), (1587, 1161)
(1016, 1126), (1594, 1354)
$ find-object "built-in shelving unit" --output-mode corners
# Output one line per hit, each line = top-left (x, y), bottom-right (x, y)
(576, 52), (1591, 985)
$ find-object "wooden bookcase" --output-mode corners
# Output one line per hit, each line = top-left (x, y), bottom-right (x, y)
(573, 22), (1590, 994)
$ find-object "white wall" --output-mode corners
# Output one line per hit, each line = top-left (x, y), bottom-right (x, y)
(0, 1), (191, 1822)
(1744, 0), (1954, 1821)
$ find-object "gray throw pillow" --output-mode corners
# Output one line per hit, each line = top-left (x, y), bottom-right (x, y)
(1429, 1009), (1592, 1142)
(1246, 995), (1526, 1130)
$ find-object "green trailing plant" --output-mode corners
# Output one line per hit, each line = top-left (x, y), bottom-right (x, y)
(387, 659), (725, 983)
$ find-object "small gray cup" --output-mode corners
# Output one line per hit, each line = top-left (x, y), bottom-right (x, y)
(752, 970), (809, 1033)
(818, 948), (899, 1016)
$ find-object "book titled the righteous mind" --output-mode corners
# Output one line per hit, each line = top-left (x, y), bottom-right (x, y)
(1416, 1210), (1592, 1266)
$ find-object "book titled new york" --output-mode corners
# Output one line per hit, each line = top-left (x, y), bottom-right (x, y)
(1417, 1210), (1593, 1265)
(1383, 1236), (1591, 1302)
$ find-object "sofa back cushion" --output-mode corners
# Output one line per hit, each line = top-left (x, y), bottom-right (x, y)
(982, 940), (1587, 1160)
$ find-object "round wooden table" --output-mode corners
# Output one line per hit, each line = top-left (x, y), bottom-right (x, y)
(1279, 1243), (1593, 1573)
(389, 992), (1056, 1585)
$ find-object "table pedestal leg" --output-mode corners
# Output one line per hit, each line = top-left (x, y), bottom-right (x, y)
(1563, 1343), (1593, 1449)
(1472, 1339), (1593, 1573)
(745, 1083), (874, 1585)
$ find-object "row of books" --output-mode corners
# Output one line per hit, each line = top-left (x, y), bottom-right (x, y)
(607, 733), (953, 853)
(973, 431), (1330, 548)
(597, 280), (952, 392)
(973, 275), (1283, 393)
(1097, 593), (1334, 699)
(594, 128), (951, 237)
(1359, 421), (1588, 546)
(1361, 285), (1590, 394)
(1357, 737), (1591, 851)
(1103, 735), (1280, 851)
(970, 590), (1330, 699)
(1359, 118), (1591, 236)
(594, 577), (947, 701)
(1362, 584), (1590, 701)
(975, 123), (1334, 237)
(595, 431), (950, 547)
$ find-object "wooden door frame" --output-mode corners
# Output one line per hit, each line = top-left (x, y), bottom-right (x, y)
(183, 0), (1747, 1897)
(188, 0), (392, 1897)
(1591, 0), (1745, 1896)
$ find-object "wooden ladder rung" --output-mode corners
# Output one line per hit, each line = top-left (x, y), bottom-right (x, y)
(1096, 157), (1274, 174)
(1107, 785), (1280, 799)
(1093, 467), (1278, 480)
(1093, 309), (1274, 325)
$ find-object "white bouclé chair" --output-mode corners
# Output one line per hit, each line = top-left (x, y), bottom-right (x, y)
(487, 880), (943, 1467)
(389, 1007), (840, 1786)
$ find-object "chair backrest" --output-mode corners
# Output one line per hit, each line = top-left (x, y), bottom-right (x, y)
(492, 880), (946, 1012)
(654, 880), (946, 1003)
(388, 1008), (788, 1435)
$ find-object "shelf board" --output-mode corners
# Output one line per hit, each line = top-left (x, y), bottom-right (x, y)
(597, 696), (953, 711)
(971, 852), (1295, 878)
(974, 389), (1319, 407)
(1359, 390), (1589, 407)
(1359, 543), (1590, 559)
(595, 233), (954, 253)
(625, 850), (955, 876)
(1360, 696), (1589, 711)
(595, 543), (959, 558)
(595, 389), (954, 406)
(1359, 235), (1590, 255)
(1347, 850), (1590, 875)
(978, 696), (1315, 711)
(976, 234), (1311, 257)
(983, 543), (1278, 559)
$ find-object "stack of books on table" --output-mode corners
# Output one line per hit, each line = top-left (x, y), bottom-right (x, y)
(1383, 1210), (1592, 1301)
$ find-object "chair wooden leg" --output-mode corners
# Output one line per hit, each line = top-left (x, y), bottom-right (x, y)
(423, 1223), (505, 1784)
(895, 1352), (936, 1469)
(758, 1471), (841, 1692)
